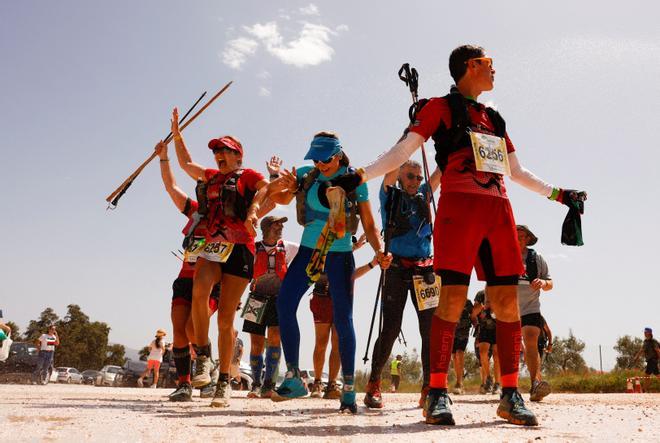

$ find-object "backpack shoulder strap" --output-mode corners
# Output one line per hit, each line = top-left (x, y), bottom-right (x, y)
(485, 107), (506, 137)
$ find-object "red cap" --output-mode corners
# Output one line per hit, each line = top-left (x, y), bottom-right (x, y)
(208, 136), (243, 156)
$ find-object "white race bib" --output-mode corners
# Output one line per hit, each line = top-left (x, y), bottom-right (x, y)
(413, 274), (441, 311)
(199, 241), (234, 263)
(183, 237), (206, 263)
(470, 131), (511, 176)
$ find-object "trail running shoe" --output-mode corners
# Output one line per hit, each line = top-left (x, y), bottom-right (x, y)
(491, 382), (501, 395)
(191, 355), (214, 388)
(199, 382), (215, 399)
(247, 383), (261, 399)
(497, 389), (539, 426)
(323, 382), (342, 400)
(271, 373), (308, 402)
(418, 385), (430, 408)
(210, 380), (232, 408)
(260, 381), (275, 399)
(451, 383), (464, 395)
(169, 383), (193, 402)
(425, 389), (455, 425)
(310, 380), (323, 398)
(339, 388), (357, 414)
(529, 380), (551, 402)
(363, 380), (383, 409)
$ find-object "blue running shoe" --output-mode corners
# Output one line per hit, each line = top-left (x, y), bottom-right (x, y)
(339, 386), (357, 414)
(271, 373), (308, 402)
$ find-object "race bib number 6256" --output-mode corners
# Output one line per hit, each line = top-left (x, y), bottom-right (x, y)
(470, 132), (511, 176)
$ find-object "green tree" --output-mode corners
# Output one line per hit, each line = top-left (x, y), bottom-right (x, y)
(54, 304), (110, 370)
(139, 346), (150, 361)
(544, 330), (587, 375)
(4, 321), (22, 341)
(462, 349), (481, 380)
(613, 335), (644, 370)
(104, 344), (127, 367)
(24, 308), (60, 342)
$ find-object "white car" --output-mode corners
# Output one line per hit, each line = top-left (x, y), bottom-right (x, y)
(99, 365), (123, 386)
(56, 367), (83, 384)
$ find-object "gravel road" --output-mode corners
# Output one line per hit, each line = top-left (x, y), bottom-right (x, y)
(1, 384), (658, 442)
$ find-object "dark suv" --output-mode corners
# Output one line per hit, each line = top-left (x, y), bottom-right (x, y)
(0, 342), (51, 383)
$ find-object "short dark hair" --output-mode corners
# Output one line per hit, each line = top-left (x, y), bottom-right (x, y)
(449, 44), (485, 83)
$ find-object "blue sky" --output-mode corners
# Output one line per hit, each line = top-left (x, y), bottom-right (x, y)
(1, 1), (659, 372)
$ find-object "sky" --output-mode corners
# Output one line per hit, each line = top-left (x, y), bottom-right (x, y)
(1, 1), (659, 372)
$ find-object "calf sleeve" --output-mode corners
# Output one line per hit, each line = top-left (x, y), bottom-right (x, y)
(429, 316), (457, 388)
(172, 346), (192, 383)
(264, 346), (281, 384)
(496, 320), (522, 387)
(249, 354), (264, 386)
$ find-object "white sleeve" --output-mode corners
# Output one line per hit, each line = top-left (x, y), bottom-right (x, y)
(363, 132), (425, 181)
(284, 241), (300, 265)
(508, 151), (554, 197)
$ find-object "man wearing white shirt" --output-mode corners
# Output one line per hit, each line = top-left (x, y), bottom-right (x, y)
(33, 325), (60, 384)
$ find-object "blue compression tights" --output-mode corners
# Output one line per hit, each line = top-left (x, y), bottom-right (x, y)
(277, 246), (356, 378)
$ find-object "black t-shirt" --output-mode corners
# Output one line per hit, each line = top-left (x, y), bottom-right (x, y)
(643, 338), (659, 361)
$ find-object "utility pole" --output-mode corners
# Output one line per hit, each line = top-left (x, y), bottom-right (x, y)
(599, 345), (603, 373)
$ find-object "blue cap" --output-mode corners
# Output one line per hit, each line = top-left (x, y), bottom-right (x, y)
(304, 136), (342, 161)
(644, 327), (652, 333)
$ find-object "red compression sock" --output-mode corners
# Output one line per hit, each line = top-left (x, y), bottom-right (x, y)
(496, 320), (522, 388)
(429, 316), (456, 389)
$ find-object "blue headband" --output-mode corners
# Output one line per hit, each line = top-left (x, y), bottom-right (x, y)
(304, 136), (342, 161)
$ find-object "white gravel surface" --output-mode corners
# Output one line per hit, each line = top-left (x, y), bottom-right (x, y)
(0, 384), (658, 442)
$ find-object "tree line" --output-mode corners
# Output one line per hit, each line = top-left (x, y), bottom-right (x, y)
(5, 305), (127, 370)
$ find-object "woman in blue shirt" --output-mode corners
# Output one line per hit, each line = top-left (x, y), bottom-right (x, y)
(267, 131), (390, 413)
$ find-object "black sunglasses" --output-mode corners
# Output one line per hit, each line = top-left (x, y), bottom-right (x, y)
(313, 154), (337, 165)
(212, 146), (235, 155)
(406, 172), (424, 181)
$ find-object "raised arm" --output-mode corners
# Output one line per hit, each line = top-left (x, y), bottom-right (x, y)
(155, 141), (189, 212)
(266, 168), (297, 205)
(170, 107), (206, 181)
(363, 132), (425, 182)
(428, 166), (442, 192)
(244, 179), (270, 237)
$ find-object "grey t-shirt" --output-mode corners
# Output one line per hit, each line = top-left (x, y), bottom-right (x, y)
(517, 249), (550, 316)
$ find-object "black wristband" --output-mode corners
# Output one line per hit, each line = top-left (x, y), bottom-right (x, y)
(368, 262), (374, 269)
(269, 173), (279, 179)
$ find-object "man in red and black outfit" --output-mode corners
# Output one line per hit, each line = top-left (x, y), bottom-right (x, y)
(346, 45), (586, 426)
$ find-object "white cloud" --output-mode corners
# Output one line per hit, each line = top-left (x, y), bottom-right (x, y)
(265, 23), (336, 68)
(299, 4), (320, 16)
(221, 8), (347, 70)
(222, 37), (258, 69)
(259, 87), (271, 97)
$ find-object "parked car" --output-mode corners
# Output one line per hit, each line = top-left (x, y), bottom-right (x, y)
(0, 341), (52, 384)
(81, 369), (102, 385)
(56, 367), (83, 384)
(120, 356), (177, 389)
(99, 365), (123, 387)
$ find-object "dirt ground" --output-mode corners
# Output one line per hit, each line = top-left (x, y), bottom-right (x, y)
(0, 384), (658, 442)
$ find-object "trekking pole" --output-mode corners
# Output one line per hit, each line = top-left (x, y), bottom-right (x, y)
(398, 330), (408, 347)
(106, 81), (233, 208)
(106, 90), (207, 208)
(362, 186), (401, 364)
(398, 64), (437, 216)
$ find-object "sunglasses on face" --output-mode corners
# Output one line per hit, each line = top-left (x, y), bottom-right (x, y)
(313, 155), (336, 165)
(405, 172), (424, 181)
(212, 147), (235, 155)
(467, 57), (493, 68)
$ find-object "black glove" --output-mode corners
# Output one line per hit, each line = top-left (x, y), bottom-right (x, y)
(317, 170), (363, 208)
(549, 188), (587, 246)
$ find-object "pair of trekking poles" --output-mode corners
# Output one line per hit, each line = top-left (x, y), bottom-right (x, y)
(362, 64), (437, 364)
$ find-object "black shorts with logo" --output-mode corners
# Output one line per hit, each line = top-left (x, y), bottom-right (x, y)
(646, 359), (659, 375)
(213, 243), (254, 280)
